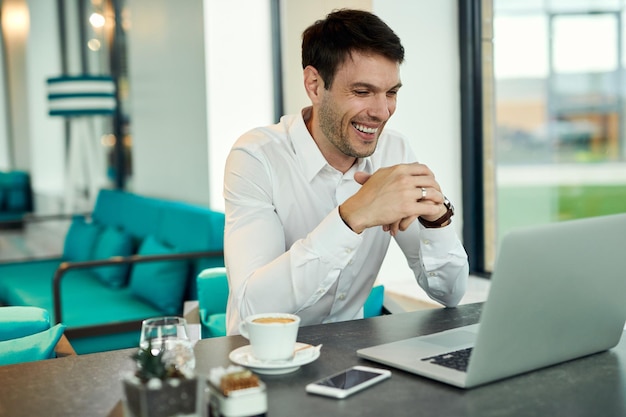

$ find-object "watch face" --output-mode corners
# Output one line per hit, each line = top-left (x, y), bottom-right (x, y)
(444, 197), (454, 213)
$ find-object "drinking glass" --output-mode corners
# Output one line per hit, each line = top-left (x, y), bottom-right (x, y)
(139, 316), (196, 376)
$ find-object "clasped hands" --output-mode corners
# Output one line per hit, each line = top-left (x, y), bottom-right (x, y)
(339, 162), (448, 236)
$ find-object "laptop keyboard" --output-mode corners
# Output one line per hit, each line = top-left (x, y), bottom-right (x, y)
(421, 347), (473, 372)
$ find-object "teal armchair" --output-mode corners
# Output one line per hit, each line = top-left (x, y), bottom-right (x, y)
(0, 306), (67, 366)
(0, 170), (33, 229)
(197, 267), (229, 338)
(363, 284), (386, 318)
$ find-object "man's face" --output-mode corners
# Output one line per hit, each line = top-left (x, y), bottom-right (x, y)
(316, 52), (402, 162)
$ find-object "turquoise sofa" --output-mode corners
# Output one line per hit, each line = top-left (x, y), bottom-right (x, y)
(0, 189), (224, 354)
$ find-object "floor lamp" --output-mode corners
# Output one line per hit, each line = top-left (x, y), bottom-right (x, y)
(46, 75), (116, 213)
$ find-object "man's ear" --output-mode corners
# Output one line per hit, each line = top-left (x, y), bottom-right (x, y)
(303, 65), (323, 103)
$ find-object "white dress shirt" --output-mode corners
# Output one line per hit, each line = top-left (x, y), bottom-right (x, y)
(223, 108), (468, 335)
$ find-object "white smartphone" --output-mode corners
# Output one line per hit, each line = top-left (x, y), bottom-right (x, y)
(305, 365), (391, 399)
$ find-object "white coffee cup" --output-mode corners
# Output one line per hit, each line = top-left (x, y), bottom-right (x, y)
(239, 313), (300, 361)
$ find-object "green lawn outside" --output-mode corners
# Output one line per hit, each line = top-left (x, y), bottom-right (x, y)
(497, 184), (626, 246)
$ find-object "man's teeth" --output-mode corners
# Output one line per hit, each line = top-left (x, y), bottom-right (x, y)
(353, 123), (377, 134)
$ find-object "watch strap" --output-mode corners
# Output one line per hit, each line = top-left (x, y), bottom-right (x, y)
(419, 201), (454, 228)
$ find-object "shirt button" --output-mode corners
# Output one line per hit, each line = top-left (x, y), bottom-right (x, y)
(316, 289), (325, 295)
(423, 239), (431, 245)
(346, 248), (352, 254)
(428, 272), (437, 277)
(338, 293), (346, 300)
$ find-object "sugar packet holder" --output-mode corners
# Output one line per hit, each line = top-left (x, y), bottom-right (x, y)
(199, 365), (267, 417)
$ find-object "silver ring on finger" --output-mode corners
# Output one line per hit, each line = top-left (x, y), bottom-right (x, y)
(419, 187), (427, 201)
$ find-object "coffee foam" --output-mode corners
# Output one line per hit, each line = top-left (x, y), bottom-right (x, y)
(252, 317), (295, 324)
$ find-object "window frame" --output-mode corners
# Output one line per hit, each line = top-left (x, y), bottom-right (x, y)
(459, 0), (489, 276)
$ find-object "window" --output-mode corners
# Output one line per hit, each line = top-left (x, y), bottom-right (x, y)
(465, 0), (626, 273)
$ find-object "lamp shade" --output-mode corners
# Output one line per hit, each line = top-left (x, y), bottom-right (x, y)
(47, 75), (116, 117)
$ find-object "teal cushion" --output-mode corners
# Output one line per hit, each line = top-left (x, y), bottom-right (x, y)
(0, 307), (51, 341)
(91, 226), (134, 287)
(63, 218), (102, 261)
(0, 324), (66, 366)
(129, 236), (189, 315)
(364, 285), (385, 318)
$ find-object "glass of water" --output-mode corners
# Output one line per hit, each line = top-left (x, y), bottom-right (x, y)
(139, 316), (196, 377)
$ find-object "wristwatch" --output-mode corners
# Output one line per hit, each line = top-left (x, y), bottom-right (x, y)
(418, 197), (454, 228)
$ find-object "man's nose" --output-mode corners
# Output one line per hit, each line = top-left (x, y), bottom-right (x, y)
(368, 94), (392, 121)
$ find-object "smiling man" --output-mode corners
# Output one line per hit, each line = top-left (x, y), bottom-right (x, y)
(223, 9), (469, 335)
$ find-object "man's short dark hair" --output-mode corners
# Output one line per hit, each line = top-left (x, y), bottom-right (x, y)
(301, 9), (405, 89)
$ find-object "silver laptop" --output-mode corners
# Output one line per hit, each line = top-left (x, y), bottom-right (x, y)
(357, 214), (626, 389)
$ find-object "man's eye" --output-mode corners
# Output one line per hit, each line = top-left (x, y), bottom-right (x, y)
(354, 90), (370, 96)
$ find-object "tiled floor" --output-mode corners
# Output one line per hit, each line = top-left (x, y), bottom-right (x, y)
(0, 219), (69, 262)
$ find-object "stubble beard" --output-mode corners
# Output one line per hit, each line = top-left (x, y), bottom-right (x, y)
(318, 95), (377, 159)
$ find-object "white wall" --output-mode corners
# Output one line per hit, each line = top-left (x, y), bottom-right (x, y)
(0, 11), (10, 170)
(26, 0), (65, 207)
(205, 0), (275, 210)
(124, 0), (276, 211)
(127, 0), (211, 206)
(1, 0), (30, 171)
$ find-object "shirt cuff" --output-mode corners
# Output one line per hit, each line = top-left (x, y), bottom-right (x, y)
(418, 223), (465, 261)
(307, 207), (362, 267)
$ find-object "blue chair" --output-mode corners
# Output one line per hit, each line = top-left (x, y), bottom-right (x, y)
(196, 268), (386, 338)
(0, 306), (67, 366)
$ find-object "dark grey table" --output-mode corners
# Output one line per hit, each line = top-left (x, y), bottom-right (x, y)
(1, 303), (625, 417)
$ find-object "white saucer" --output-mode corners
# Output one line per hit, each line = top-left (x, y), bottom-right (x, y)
(229, 342), (320, 375)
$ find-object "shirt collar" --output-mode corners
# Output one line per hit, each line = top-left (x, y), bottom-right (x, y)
(290, 107), (373, 182)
